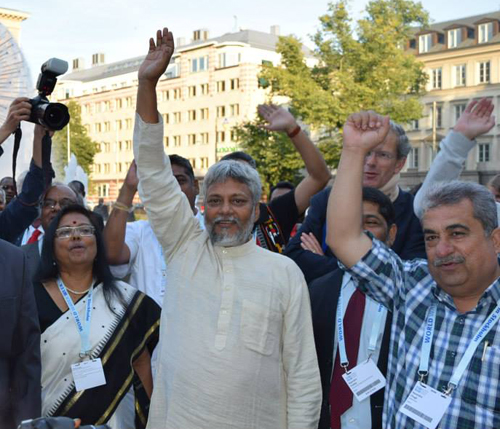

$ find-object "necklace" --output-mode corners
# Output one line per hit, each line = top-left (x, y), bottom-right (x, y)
(65, 286), (91, 295)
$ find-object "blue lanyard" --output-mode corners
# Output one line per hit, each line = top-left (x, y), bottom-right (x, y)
(336, 282), (386, 369)
(57, 278), (94, 358)
(418, 303), (500, 395)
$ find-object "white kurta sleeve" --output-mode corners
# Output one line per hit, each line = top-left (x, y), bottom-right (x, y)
(133, 112), (200, 262)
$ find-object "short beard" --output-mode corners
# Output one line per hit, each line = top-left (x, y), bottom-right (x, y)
(206, 213), (256, 247)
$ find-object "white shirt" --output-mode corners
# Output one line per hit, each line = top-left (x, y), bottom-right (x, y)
(134, 113), (321, 429)
(20, 225), (44, 246)
(110, 210), (204, 306)
(334, 273), (388, 429)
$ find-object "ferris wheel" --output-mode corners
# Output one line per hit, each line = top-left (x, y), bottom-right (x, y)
(0, 22), (34, 179)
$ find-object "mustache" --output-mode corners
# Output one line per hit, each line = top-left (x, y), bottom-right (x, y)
(213, 216), (240, 225)
(433, 255), (465, 267)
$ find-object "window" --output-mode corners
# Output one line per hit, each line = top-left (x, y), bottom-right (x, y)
(189, 158), (197, 169)
(118, 141), (123, 151)
(479, 61), (491, 83)
(160, 90), (169, 102)
(116, 98), (123, 109)
(409, 147), (419, 169)
(95, 123), (102, 133)
(200, 108), (209, 120)
(200, 132), (209, 144)
(115, 119), (123, 130)
(200, 157), (209, 169)
(411, 119), (419, 130)
(173, 88), (181, 99)
(97, 184), (109, 197)
(191, 56), (209, 72)
(478, 22), (494, 43)
(104, 164), (110, 174)
(218, 52), (240, 68)
(125, 97), (133, 108)
(216, 106), (226, 117)
(216, 131), (225, 143)
(173, 135), (181, 146)
(230, 78), (240, 90)
(454, 104), (466, 124)
(230, 130), (237, 141)
(478, 143), (490, 162)
(94, 164), (101, 173)
(164, 136), (169, 148)
(126, 140), (132, 150)
(430, 105), (443, 128)
(173, 112), (182, 123)
(200, 83), (209, 95)
(104, 122), (111, 132)
(163, 113), (169, 124)
(189, 86), (197, 97)
(188, 134), (197, 145)
(117, 163), (123, 173)
(431, 68), (442, 89)
(230, 104), (239, 116)
(188, 110), (197, 121)
(448, 28), (462, 48)
(126, 118), (133, 129)
(165, 63), (179, 79)
(95, 103), (102, 113)
(217, 81), (226, 92)
(454, 64), (466, 87)
(419, 34), (432, 53)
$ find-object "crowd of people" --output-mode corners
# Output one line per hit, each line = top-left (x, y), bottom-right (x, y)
(1, 26), (500, 429)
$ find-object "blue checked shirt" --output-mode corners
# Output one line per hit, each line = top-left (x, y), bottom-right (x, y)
(345, 237), (500, 429)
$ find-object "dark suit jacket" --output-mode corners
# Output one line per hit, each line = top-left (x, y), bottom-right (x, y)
(22, 241), (41, 283)
(309, 268), (392, 429)
(285, 187), (426, 283)
(0, 239), (41, 428)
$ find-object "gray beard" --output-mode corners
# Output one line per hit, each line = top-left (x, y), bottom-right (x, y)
(206, 214), (256, 247)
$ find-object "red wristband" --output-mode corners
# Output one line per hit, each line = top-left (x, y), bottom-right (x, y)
(287, 125), (301, 138)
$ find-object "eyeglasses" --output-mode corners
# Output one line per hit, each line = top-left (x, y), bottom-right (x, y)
(55, 225), (95, 239)
(42, 198), (76, 210)
(365, 151), (396, 161)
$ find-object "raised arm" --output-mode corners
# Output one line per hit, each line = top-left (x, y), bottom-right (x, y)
(134, 28), (200, 259)
(326, 111), (390, 268)
(104, 161), (138, 265)
(414, 98), (495, 217)
(0, 98), (31, 147)
(258, 104), (331, 214)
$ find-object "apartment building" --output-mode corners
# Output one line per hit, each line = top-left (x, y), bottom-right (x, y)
(53, 26), (302, 203)
(401, 11), (500, 189)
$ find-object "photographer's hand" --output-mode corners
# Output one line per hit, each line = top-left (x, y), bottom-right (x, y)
(137, 27), (174, 123)
(32, 125), (54, 168)
(0, 97), (31, 145)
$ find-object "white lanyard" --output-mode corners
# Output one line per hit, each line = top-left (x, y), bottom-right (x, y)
(57, 278), (94, 358)
(418, 303), (500, 394)
(336, 285), (386, 369)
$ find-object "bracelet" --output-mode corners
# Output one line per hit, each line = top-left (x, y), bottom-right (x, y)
(287, 125), (301, 138)
(113, 201), (132, 213)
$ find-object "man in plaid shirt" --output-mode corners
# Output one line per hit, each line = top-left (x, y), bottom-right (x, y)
(326, 105), (500, 429)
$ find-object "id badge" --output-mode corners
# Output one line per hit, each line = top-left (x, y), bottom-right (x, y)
(71, 358), (106, 392)
(342, 358), (386, 402)
(400, 381), (451, 429)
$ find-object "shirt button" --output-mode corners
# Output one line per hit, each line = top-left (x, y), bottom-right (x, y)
(449, 351), (456, 357)
(349, 418), (356, 423)
(222, 250), (227, 254)
(458, 317), (465, 324)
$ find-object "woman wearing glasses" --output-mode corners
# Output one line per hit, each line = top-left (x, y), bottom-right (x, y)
(33, 204), (160, 428)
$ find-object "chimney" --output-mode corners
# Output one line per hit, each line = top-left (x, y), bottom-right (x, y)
(72, 57), (85, 71)
(193, 29), (210, 41)
(176, 37), (186, 47)
(91, 53), (105, 67)
(270, 25), (280, 36)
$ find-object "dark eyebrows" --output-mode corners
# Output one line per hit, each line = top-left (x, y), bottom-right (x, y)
(446, 224), (470, 232)
(363, 214), (382, 222)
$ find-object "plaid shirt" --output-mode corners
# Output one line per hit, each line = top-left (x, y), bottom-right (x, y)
(346, 238), (500, 429)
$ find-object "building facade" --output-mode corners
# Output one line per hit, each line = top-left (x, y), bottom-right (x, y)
(54, 27), (301, 204)
(401, 11), (500, 189)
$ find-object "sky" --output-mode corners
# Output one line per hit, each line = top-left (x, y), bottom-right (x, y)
(4, 0), (499, 86)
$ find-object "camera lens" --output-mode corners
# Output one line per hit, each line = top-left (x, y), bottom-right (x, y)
(43, 103), (70, 131)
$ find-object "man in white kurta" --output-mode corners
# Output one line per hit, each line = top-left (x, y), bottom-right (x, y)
(133, 27), (321, 429)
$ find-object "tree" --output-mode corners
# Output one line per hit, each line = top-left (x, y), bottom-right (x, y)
(235, 0), (429, 185)
(52, 100), (99, 177)
(262, 0), (429, 129)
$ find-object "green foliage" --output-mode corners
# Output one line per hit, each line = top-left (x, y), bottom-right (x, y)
(262, 0), (429, 128)
(52, 100), (99, 177)
(235, 0), (428, 188)
(234, 121), (341, 193)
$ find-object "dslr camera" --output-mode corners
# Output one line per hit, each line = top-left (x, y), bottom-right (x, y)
(19, 416), (110, 429)
(29, 58), (70, 131)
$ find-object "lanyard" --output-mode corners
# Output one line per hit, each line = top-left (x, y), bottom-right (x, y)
(57, 278), (94, 358)
(418, 302), (500, 394)
(336, 284), (386, 369)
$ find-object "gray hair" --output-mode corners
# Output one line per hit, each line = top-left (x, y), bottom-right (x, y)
(390, 121), (411, 159)
(203, 160), (262, 205)
(420, 180), (498, 235)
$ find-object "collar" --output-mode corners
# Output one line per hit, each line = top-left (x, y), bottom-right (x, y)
(379, 173), (400, 202)
(213, 236), (257, 257)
